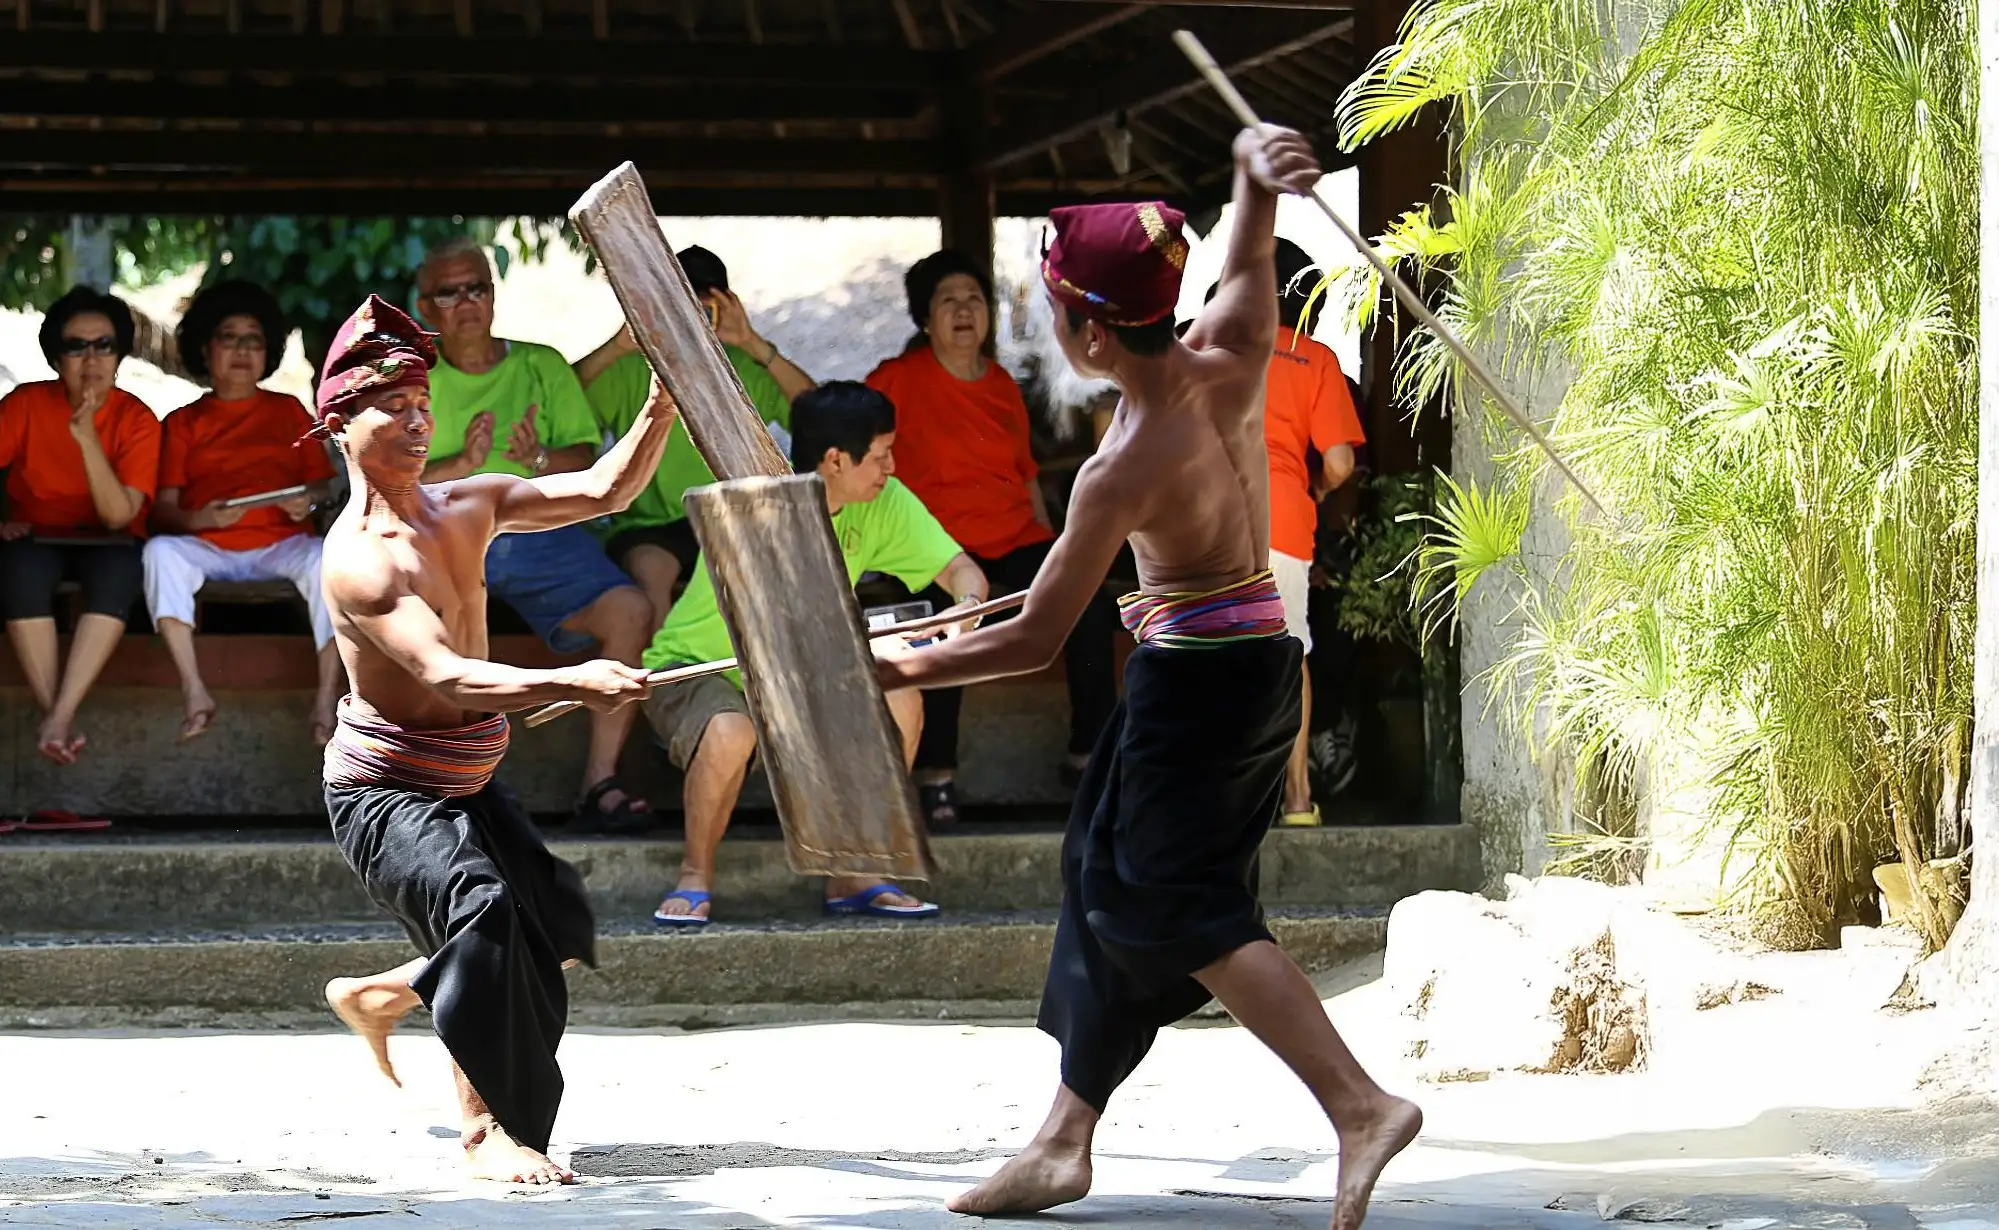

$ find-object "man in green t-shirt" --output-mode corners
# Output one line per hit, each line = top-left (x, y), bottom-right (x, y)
(573, 246), (818, 624)
(413, 237), (657, 832)
(641, 382), (989, 927)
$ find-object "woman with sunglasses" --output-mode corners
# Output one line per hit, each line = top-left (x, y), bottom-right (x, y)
(0, 285), (163, 765)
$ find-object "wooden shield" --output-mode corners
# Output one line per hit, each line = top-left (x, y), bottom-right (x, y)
(685, 474), (935, 881)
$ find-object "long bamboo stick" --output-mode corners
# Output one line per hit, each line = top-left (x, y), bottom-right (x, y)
(1171, 29), (1607, 518)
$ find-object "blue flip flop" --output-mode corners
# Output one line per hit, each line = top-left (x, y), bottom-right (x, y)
(824, 883), (941, 919)
(652, 889), (713, 929)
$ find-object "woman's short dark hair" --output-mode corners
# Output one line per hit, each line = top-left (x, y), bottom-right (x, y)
(904, 248), (995, 330)
(38, 285), (135, 368)
(790, 381), (897, 474)
(177, 279), (288, 382)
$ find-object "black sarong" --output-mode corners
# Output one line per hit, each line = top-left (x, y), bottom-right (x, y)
(1038, 635), (1302, 1112)
(327, 779), (596, 1154)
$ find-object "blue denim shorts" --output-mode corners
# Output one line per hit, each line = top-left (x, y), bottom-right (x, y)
(485, 524), (636, 655)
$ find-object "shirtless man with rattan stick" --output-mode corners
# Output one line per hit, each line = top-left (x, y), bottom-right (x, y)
(876, 126), (1422, 1229)
(309, 295), (674, 1185)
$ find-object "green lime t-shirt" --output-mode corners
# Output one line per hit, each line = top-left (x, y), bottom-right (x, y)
(584, 347), (793, 533)
(643, 477), (962, 687)
(428, 340), (602, 479)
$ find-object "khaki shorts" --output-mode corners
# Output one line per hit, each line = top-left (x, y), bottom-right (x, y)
(642, 672), (754, 770)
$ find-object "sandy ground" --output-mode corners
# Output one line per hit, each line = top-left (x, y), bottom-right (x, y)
(3, 941), (1996, 1229)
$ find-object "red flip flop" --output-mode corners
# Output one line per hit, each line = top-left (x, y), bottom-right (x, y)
(20, 809), (111, 832)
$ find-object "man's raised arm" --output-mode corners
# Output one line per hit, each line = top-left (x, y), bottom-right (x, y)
(465, 378), (678, 535)
(329, 552), (650, 714)
(1189, 126), (1323, 357)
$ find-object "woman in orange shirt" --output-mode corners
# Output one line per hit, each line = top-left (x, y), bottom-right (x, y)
(866, 250), (1120, 828)
(0, 286), (163, 765)
(146, 280), (342, 746)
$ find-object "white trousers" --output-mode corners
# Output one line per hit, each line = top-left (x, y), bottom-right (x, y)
(1269, 549), (1313, 655)
(143, 533), (333, 649)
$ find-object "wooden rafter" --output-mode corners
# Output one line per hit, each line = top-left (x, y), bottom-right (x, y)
(0, 80), (927, 124)
(226, 0), (242, 34)
(0, 130), (940, 177)
(1, 33), (938, 90)
(454, 0), (474, 36)
(939, 0), (965, 47)
(592, 0), (610, 39)
(155, 0), (171, 32)
(87, 0), (103, 32)
(887, 0), (924, 49)
(981, 12), (1352, 169)
(974, 4), (1142, 85)
(320, 0), (343, 35)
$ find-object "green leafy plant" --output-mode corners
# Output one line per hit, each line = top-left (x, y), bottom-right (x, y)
(1332, 0), (1976, 949)
(1325, 473), (1431, 657)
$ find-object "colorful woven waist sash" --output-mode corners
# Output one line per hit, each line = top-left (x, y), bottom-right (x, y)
(1117, 570), (1289, 648)
(323, 695), (510, 798)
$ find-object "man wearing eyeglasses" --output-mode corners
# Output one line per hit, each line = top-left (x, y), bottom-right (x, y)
(413, 238), (656, 832)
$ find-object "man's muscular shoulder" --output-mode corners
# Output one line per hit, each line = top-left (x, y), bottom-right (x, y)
(321, 531), (413, 619)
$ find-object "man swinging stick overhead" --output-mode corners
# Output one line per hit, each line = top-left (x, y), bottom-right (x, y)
(875, 126), (1423, 1229)
(311, 295), (674, 1184)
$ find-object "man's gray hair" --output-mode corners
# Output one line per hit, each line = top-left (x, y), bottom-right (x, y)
(417, 236), (493, 294)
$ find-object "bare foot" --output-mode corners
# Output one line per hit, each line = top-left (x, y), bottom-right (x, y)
(178, 704), (217, 745)
(36, 714), (83, 765)
(1331, 1096), (1423, 1230)
(655, 871), (713, 923)
(324, 976), (412, 1087)
(947, 1138), (1091, 1215)
(464, 1120), (575, 1185)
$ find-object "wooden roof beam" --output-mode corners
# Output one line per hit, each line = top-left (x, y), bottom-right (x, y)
(972, 3), (1143, 84)
(980, 11), (1351, 169)
(0, 32), (941, 89)
(1034, 0), (1350, 7)
(0, 80), (928, 124)
(0, 130), (942, 177)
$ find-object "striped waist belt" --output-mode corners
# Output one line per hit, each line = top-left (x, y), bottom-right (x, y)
(1117, 570), (1289, 648)
(322, 697), (510, 798)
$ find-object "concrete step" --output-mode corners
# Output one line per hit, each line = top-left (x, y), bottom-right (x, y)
(0, 909), (1387, 1030)
(0, 824), (1478, 933)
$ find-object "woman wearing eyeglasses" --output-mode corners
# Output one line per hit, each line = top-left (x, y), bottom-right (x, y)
(0, 285), (163, 765)
(144, 280), (342, 746)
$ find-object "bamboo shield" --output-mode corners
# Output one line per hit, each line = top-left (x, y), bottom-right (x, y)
(569, 162), (934, 880)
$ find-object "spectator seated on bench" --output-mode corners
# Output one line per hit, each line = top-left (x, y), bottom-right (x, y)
(865, 249), (1121, 827)
(574, 245), (816, 626)
(145, 281), (342, 746)
(0, 285), (162, 767)
(640, 382), (988, 926)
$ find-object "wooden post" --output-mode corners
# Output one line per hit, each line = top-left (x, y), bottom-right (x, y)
(937, 70), (995, 281)
(1354, 0), (1447, 477)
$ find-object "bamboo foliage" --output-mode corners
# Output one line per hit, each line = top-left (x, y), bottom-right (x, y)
(1332, 0), (1977, 947)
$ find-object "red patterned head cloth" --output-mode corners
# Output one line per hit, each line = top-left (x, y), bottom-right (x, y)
(315, 294), (437, 422)
(1041, 201), (1190, 328)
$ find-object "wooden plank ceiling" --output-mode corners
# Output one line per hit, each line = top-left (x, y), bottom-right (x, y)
(0, 0), (1359, 217)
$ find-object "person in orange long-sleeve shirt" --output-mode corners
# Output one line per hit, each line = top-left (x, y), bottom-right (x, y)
(0, 286), (162, 766)
(145, 281), (344, 746)
(866, 249), (1120, 828)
